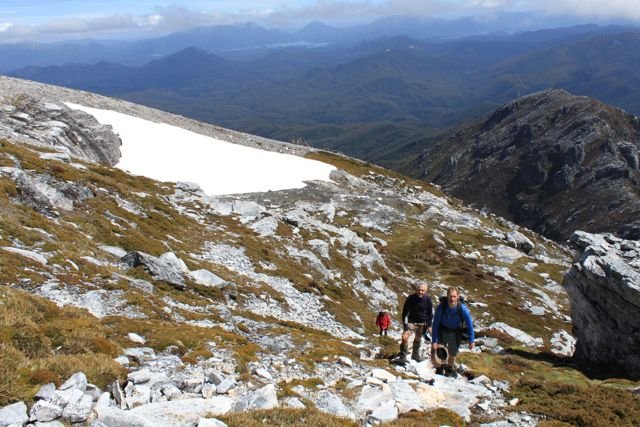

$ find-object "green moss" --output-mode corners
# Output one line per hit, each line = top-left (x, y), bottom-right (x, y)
(514, 378), (640, 426)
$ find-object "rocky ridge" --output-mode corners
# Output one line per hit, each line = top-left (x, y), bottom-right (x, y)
(564, 231), (640, 379)
(1, 78), (638, 426)
(407, 88), (640, 242)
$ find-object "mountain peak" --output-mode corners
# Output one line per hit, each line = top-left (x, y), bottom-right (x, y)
(415, 89), (640, 241)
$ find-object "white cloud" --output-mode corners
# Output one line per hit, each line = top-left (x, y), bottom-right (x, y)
(0, 5), (230, 42)
(0, 0), (638, 43)
(531, 0), (640, 21)
(465, 0), (514, 9)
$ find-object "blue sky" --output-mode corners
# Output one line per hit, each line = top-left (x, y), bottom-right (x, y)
(1, 0), (639, 43)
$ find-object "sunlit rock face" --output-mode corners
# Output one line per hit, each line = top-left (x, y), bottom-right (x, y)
(412, 88), (640, 242)
(564, 231), (640, 379)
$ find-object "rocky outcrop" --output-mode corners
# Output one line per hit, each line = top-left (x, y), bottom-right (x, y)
(563, 231), (640, 379)
(0, 166), (94, 217)
(410, 89), (640, 241)
(0, 94), (122, 165)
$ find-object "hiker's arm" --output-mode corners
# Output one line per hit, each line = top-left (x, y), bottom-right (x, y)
(462, 305), (475, 344)
(401, 297), (411, 330)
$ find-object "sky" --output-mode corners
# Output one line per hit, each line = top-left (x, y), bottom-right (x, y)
(64, 102), (336, 196)
(1, 0), (639, 43)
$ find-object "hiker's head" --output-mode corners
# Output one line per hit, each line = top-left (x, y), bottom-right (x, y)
(416, 283), (428, 297)
(447, 287), (459, 306)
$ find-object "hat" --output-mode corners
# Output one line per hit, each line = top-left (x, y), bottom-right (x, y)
(434, 345), (449, 365)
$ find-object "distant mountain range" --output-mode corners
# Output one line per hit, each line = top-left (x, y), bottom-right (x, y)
(8, 24), (640, 171)
(6, 21), (640, 241)
(5, 15), (632, 72)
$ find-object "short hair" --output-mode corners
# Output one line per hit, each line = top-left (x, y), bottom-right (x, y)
(416, 283), (428, 291)
(447, 287), (459, 297)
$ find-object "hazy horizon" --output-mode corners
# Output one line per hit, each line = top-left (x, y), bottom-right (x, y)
(1, 0), (639, 44)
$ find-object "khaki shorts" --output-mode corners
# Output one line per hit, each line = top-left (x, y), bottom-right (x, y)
(406, 323), (428, 336)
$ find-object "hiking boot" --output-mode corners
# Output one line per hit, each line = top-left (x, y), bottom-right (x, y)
(411, 354), (423, 362)
(444, 366), (457, 378)
(435, 367), (445, 375)
(452, 363), (464, 374)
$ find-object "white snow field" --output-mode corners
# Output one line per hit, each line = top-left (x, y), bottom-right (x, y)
(65, 102), (336, 196)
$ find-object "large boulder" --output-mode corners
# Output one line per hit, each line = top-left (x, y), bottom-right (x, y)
(121, 251), (186, 290)
(563, 231), (640, 379)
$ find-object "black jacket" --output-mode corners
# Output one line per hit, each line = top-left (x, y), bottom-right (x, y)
(401, 294), (433, 326)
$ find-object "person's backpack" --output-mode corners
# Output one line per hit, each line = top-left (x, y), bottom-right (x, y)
(438, 295), (470, 342)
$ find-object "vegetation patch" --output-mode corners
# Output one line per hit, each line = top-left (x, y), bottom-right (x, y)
(514, 378), (640, 426)
(0, 287), (126, 406)
(218, 408), (359, 427)
(386, 408), (465, 426)
(461, 351), (640, 426)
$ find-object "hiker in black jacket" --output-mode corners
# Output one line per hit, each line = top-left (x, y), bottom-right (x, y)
(400, 283), (433, 362)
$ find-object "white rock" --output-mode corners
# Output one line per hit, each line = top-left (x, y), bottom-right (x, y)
(254, 368), (273, 381)
(390, 381), (423, 414)
(370, 368), (396, 383)
(114, 356), (130, 366)
(127, 369), (151, 385)
(189, 269), (226, 287)
(368, 399), (398, 423)
(356, 384), (393, 413)
(346, 379), (363, 389)
(197, 419), (228, 427)
(365, 377), (384, 386)
(161, 384), (182, 401)
(127, 333), (147, 344)
(232, 384), (279, 411)
(202, 383), (216, 399)
(32, 420), (67, 427)
(216, 377), (236, 394)
(0, 401), (29, 426)
(420, 375), (492, 422)
(62, 392), (94, 423)
(94, 392), (112, 412)
(313, 391), (356, 420)
(1, 247), (48, 264)
(97, 397), (232, 426)
(51, 388), (83, 409)
(485, 245), (524, 264)
(470, 375), (492, 386)
(111, 381), (126, 409)
(182, 378), (204, 394)
(206, 372), (225, 386)
(282, 397), (306, 409)
(476, 401), (490, 412)
(550, 330), (576, 357)
(488, 322), (544, 348)
(337, 356), (353, 367)
(123, 347), (155, 362)
(159, 252), (189, 273)
(34, 383), (56, 401)
(98, 245), (128, 258)
(124, 383), (151, 409)
(248, 216), (279, 237)
(29, 400), (63, 422)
